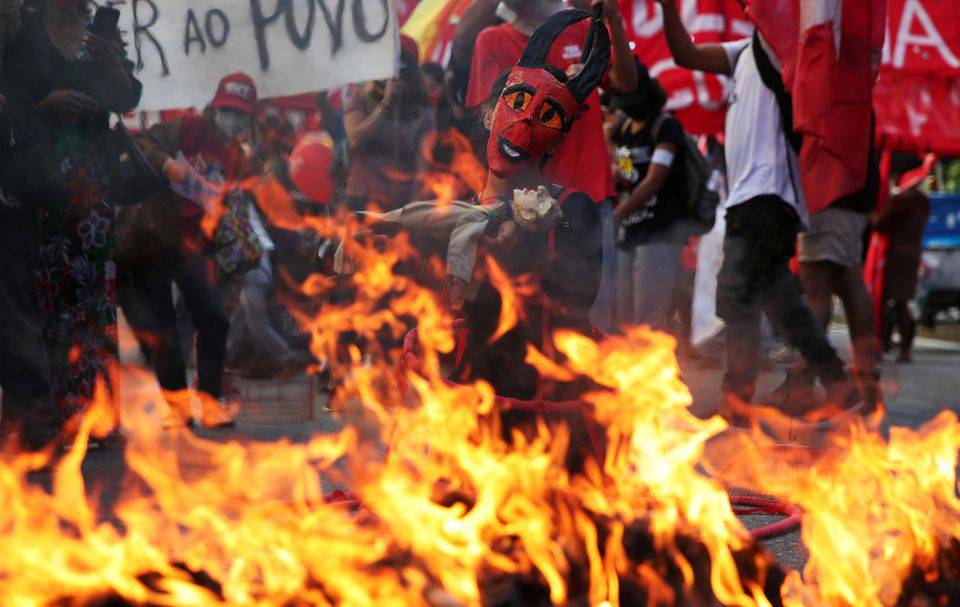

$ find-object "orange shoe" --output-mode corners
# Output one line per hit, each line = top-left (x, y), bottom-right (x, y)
(198, 394), (238, 429)
(162, 391), (195, 430)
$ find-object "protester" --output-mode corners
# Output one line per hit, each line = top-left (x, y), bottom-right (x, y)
(656, 0), (861, 418)
(610, 66), (693, 332)
(343, 35), (435, 212)
(0, 0), (60, 452)
(465, 0), (638, 335)
(122, 73), (256, 428)
(355, 9), (607, 470)
(795, 146), (882, 405)
(875, 154), (931, 364)
(0, 0), (140, 442)
(222, 137), (333, 378)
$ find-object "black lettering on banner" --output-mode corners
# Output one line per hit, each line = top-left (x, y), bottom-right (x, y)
(285, 0), (316, 49)
(316, 0), (346, 55)
(352, 0), (389, 43)
(184, 9), (207, 54)
(250, 0), (286, 70)
(132, 0), (169, 75)
(205, 9), (231, 47)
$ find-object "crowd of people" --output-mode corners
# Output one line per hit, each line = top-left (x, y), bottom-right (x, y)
(0, 0), (933, 456)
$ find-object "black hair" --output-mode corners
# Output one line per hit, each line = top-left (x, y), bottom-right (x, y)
(420, 62), (445, 86)
(486, 69), (513, 107)
(610, 58), (668, 121)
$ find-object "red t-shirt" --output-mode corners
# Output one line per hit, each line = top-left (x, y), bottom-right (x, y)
(466, 22), (615, 201)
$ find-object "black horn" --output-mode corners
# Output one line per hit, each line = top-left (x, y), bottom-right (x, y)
(568, 15), (611, 104)
(517, 9), (592, 69)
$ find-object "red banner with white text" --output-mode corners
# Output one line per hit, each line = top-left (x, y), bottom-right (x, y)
(621, 0), (751, 135)
(875, 0), (960, 154)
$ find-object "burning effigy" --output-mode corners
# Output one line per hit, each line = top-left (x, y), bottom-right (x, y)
(2, 176), (960, 606)
(2, 0), (960, 606)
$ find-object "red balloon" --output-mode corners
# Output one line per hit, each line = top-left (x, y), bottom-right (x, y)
(289, 132), (335, 205)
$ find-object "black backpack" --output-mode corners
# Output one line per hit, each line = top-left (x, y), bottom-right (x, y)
(650, 113), (720, 235)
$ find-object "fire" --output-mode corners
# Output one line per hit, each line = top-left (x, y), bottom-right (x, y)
(4, 199), (960, 606)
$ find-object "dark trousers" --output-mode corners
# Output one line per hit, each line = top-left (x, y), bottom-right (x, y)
(0, 206), (58, 447)
(716, 197), (845, 401)
(119, 253), (228, 399)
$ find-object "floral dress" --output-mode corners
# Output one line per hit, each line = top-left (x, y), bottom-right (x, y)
(36, 122), (119, 424)
(4, 9), (140, 427)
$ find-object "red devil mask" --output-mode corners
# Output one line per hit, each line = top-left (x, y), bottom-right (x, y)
(487, 9), (611, 179)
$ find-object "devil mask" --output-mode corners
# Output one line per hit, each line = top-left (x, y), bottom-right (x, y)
(487, 9), (611, 179)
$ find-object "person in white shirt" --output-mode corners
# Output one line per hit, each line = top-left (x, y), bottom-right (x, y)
(656, 0), (861, 420)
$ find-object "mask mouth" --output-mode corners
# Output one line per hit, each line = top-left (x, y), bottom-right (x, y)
(498, 137), (530, 163)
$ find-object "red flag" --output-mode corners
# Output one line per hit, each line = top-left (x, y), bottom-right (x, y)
(747, 0), (886, 214)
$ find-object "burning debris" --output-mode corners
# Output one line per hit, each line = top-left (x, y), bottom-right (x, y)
(0, 222), (959, 607)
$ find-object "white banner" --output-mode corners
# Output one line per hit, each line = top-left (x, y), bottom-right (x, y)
(114, 0), (398, 111)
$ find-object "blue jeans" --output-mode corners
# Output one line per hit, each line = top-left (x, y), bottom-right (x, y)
(589, 198), (617, 335)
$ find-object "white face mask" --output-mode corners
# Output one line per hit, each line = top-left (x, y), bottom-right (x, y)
(214, 109), (250, 139)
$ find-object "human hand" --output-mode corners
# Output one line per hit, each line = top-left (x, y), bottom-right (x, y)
(34, 89), (99, 119)
(85, 34), (122, 64)
(592, 0), (621, 20)
(565, 63), (585, 78)
(166, 159), (224, 213)
(483, 220), (520, 254)
(383, 79), (401, 108)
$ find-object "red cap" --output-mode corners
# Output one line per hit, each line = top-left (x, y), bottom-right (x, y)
(212, 72), (258, 115)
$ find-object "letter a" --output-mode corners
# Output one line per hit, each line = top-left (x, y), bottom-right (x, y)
(893, 0), (960, 69)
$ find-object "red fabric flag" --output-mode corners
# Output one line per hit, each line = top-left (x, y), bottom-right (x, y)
(747, 0), (886, 214)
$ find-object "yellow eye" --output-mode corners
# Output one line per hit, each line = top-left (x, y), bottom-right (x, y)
(539, 104), (564, 130)
(504, 90), (532, 113)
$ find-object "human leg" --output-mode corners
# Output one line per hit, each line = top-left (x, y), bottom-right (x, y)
(894, 300), (916, 362)
(836, 264), (879, 373)
(715, 208), (764, 402)
(798, 261), (838, 331)
(632, 240), (685, 332)
(173, 254), (229, 401)
(615, 246), (636, 331)
(589, 198), (617, 335)
(118, 264), (188, 394)
(723, 198), (850, 407)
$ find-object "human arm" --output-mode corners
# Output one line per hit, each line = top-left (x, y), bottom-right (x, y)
(134, 118), (184, 176)
(594, 0), (638, 94)
(315, 91), (347, 146)
(450, 0), (500, 75)
(85, 34), (142, 112)
(613, 143), (677, 221)
(464, 28), (507, 109)
(344, 82), (398, 152)
(872, 192), (907, 234)
(656, 0), (732, 75)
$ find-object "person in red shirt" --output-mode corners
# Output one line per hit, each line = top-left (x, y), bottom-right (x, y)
(122, 73), (257, 429)
(465, 0), (637, 334)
